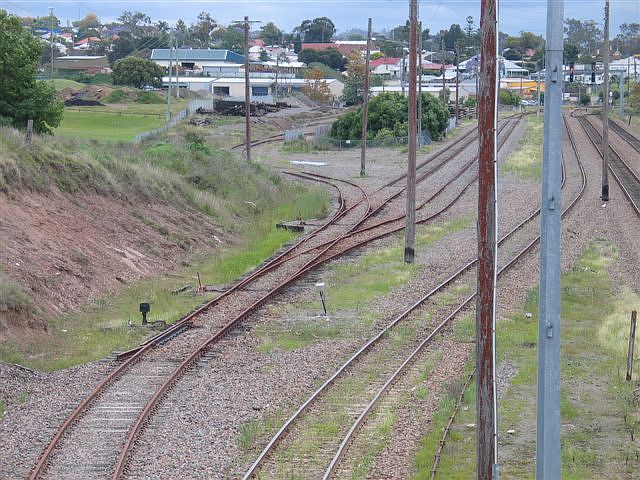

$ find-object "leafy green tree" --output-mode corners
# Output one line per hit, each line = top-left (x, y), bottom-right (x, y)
(499, 89), (520, 106)
(298, 47), (346, 71)
(629, 81), (640, 114)
(0, 10), (63, 133)
(220, 26), (244, 55)
(111, 56), (164, 88)
(296, 17), (336, 43)
(117, 10), (151, 38)
(107, 33), (135, 65)
(341, 50), (366, 106)
(73, 13), (100, 33)
(564, 43), (580, 63)
(260, 22), (283, 46)
(331, 91), (449, 141)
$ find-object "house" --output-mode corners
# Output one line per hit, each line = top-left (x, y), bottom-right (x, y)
(370, 57), (402, 77)
(151, 49), (245, 73)
(301, 42), (370, 58)
(276, 78), (344, 99)
(54, 55), (108, 73)
(74, 36), (101, 50)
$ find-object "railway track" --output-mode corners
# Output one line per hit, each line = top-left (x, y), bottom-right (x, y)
(242, 114), (584, 479)
(31, 116), (522, 479)
(576, 113), (640, 215)
(609, 119), (640, 154)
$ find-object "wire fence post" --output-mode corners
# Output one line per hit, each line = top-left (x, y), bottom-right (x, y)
(627, 311), (637, 381)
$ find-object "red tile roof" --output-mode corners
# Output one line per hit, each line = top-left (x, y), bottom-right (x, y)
(370, 57), (401, 67)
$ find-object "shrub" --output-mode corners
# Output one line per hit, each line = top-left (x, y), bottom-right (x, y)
(137, 91), (164, 104)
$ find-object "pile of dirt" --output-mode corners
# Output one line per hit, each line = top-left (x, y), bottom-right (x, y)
(59, 85), (114, 102)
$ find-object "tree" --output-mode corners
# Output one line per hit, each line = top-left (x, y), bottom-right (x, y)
(564, 43), (580, 63)
(259, 49), (269, 62)
(302, 68), (332, 104)
(499, 89), (520, 106)
(616, 23), (640, 56)
(629, 81), (640, 114)
(117, 10), (151, 37)
(190, 11), (219, 47)
(0, 10), (63, 133)
(73, 13), (99, 33)
(330, 91), (449, 141)
(220, 26), (244, 55)
(298, 47), (346, 71)
(564, 18), (602, 56)
(111, 56), (164, 88)
(296, 17), (336, 43)
(33, 14), (60, 30)
(341, 50), (366, 106)
(260, 22), (282, 46)
(443, 24), (465, 50)
(107, 33), (135, 65)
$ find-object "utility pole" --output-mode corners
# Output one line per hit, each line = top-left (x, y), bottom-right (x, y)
(243, 16), (252, 161)
(360, 18), (372, 177)
(477, 0), (499, 477)
(49, 7), (54, 79)
(441, 39), (447, 106)
(455, 43), (460, 126)
(620, 72), (625, 115)
(405, 0), (418, 264)
(536, 0), (564, 477)
(167, 39), (173, 121)
(418, 21), (423, 148)
(602, 0), (611, 201)
(537, 71), (542, 117)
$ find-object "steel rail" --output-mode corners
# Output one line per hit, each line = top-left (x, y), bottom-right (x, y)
(27, 174), (358, 480)
(577, 114), (640, 216)
(114, 119), (522, 479)
(31, 117), (511, 479)
(609, 119), (640, 154)
(242, 117), (529, 479)
(320, 114), (586, 479)
(110, 182), (373, 479)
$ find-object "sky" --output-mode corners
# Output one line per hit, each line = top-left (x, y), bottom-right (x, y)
(3, 0), (639, 37)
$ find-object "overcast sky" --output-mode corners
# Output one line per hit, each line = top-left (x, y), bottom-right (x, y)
(4, 0), (639, 37)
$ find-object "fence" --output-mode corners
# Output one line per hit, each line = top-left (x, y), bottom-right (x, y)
(132, 99), (213, 142)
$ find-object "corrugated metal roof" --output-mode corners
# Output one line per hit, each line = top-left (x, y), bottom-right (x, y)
(151, 49), (245, 63)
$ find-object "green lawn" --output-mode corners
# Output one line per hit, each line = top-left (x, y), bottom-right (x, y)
(52, 78), (85, 91)
(55, 110), (166, 141)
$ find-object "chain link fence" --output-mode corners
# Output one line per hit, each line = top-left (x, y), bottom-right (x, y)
(132, 99), (213, 143)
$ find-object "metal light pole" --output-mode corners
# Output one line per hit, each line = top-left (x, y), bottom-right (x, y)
(455, 44), (460, 126)
(404, 0), (418, 264)
(360, 18), (372, 177)
(167, 37), (173, 121)
(477, 0), (499, 477)
(536, 0), (564, 477)
(602, 0), (611, 201)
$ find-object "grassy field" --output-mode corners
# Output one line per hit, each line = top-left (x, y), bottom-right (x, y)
(52, 78), (85, 91)
(412, 241), (639, 478)
(55, 110), (167, 141)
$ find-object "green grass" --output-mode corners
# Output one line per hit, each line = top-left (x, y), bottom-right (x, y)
(52, 78), (85, 91)
(503, 115), (543, 180)
(55, 110), (166, 141)
(0, 126), (330, 370)
(416, 241), (640, 478)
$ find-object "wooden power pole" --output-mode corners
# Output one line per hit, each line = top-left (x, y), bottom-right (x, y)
(405, 0), (418, 264)
(360, 18), (372, 177)
(477, 0), (499, 477)
(243, 16), (252, 162)
(602, 0), (611, 201)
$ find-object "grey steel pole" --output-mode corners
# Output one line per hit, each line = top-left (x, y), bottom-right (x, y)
(418, 21), (423, 148)
(405, 0), (418, 264)
(360, 18), (372, 177)
(244, 16), (251, 162)
(402, 50), (406, 97)
(455, 46), (460, 126)
(477, 0), (498, 477)
(536, 0), (564, 477)
(537, 71), (541, 117)
(602, 0), (610, 201)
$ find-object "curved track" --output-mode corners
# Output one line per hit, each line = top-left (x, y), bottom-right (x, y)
(243, 113), (584, 479)
(31, 116), (521, 479)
